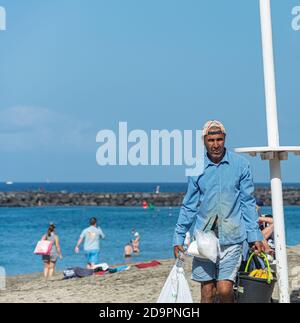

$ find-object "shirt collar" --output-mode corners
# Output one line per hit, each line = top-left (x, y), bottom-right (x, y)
(205, 148), (229, 168)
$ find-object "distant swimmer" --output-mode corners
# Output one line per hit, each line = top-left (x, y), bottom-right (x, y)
(131, 228), (140, 254)
(124, 242), (133, 258)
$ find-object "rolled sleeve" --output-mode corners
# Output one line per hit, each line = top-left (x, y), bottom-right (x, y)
(240, 164), (263, 243)
(173, 177), (200, 246)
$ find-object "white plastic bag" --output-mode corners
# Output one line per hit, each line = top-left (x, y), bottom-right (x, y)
(157, 260), (193, 303)
(187, 240), (202, 257)
(195, 230), (220, 263)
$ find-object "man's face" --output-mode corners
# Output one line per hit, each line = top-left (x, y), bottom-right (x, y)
(204, 130), (226, 160)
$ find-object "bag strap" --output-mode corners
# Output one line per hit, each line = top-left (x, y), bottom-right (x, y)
(245, 252), (272, 284)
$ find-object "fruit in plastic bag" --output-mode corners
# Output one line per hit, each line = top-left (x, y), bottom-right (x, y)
(195, 230), (220, 263)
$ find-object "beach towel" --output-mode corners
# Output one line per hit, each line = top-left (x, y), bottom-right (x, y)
(135, 260), (161, 269)
(108, 265), (130, 273)
(63, 267), (94, 279)
(94, 265), (131, 276)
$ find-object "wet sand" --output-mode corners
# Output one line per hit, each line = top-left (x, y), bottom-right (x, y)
(1, 246), (300, 303)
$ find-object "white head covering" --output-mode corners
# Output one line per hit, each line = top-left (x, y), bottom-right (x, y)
(202, 120), (226, 137)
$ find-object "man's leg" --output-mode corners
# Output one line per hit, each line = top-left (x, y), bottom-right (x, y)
(201, 281), (217, 303)
(217, 280), (234, 303)
(192, 257), (216, 303)
(216, 243), (243, 303)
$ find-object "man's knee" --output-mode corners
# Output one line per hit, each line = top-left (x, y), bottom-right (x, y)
(201, 281), (216, 299)
(217, 281), (234, 298)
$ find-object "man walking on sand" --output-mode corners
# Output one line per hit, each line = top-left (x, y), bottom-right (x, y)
(173, 120), (264, 303)
(75, 217), (105, 269)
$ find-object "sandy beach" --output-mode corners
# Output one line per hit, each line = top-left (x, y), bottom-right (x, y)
(1, 246), (300, 303)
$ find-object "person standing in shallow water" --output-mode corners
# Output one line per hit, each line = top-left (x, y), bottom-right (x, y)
(131, 228), (140, 254)
(75, 217), (105, 269)
(42, 223), (63, 279)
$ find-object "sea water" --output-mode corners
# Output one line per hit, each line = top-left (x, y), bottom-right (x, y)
(0, 205), (299, 276)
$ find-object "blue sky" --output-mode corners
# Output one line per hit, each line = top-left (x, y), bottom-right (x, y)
(0, 0), (299, 182)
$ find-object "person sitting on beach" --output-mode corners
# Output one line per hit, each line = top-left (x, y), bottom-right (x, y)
(75, 217), (105, 269)
(256, 198), (275, 253)
(259, 215), (274, 254)
(42, 223), (63, 279)
(131, 228), (140, 253)
(241, 199), (274, 271)
(124, 242), (133, 258)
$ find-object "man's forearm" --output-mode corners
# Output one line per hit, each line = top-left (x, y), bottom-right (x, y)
(76, 238), (83, 248)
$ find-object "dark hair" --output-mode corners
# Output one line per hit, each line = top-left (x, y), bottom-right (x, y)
(47, 224), (55, 238)
(255, 198), (264, 207)
(90, 217), (97, 226)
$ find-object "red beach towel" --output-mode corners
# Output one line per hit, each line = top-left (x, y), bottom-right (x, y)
(135, 260), (161, 269)
(94, 271), (107, 276)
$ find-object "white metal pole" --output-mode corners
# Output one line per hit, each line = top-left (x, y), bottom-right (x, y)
(259, 0), (279, 147)
(269, 160), (290, 303)
(259, 0), (290, 302)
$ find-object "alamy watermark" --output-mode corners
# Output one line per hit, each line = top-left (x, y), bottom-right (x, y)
(292, 6), (300, 31)
(0, 6), (6, 31)
(96, 122), (205, 177)
(0, 266), (6, 290)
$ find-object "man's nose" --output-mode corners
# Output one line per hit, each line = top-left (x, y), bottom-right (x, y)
(213, 141), (219, 149)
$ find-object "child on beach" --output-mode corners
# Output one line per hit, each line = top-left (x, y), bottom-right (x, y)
(42, 223), (63, 279)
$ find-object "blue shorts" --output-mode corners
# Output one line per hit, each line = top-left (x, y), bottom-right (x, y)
(85, 250), (100, 265)
(192, 243), (243, 283)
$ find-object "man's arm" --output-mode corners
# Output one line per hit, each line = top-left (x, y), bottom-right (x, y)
(173, 176), (200, 257)
(240, 164), (264, 253)
(261, 224), (274, 241)
(75, 235), (84, 253)
(98, 227), (105, 239)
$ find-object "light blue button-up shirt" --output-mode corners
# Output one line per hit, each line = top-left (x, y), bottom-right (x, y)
(173, 149), (263, 246)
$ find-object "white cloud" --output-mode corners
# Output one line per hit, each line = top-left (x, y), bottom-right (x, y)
(0, 106), (93, 152)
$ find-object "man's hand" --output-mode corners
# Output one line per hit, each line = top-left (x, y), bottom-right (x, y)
(251, 241), (265, 255)
(75, 246), (80, 254)
(173, 245), (185, 259)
